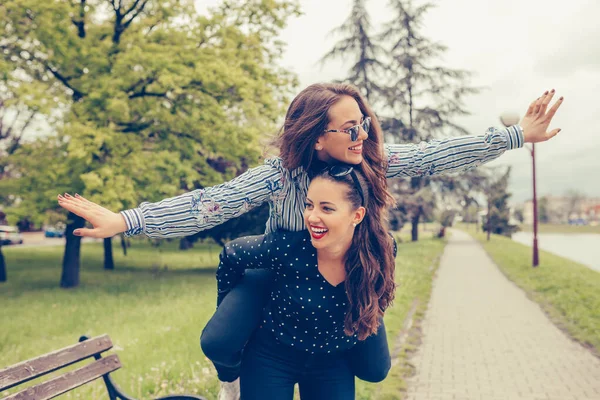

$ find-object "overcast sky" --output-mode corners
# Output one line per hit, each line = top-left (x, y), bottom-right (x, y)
(196, 0), (600, 203)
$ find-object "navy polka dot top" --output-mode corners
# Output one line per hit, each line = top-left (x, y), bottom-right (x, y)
(217, 230), (359, 354)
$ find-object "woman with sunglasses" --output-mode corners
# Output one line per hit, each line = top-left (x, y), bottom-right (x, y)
(216, 166), (396, 400)
(57, 83), (563, 399)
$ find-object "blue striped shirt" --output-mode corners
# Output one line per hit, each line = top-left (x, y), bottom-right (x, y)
(121, 125), (523, 238)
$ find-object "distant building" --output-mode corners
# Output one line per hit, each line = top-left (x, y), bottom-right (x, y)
(585, 204), (600, 225)
(522, 196), (600, 225)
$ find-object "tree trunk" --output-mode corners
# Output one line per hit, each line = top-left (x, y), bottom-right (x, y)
(438, 227), (446, 238)
(60, 212), (85, 288)
(104, 237), (114, 270)
(411, 212), (420, 242)
(179, 238), (192, 250)
(0, 245), (6, 282)
(487, 198), (491, 241)
(120, 234), (127, 256)
(409, 175), (423, 243)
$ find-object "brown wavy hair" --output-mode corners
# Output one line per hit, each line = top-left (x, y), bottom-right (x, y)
(313, 167), (397, 340)
(273, 83), (395, 212)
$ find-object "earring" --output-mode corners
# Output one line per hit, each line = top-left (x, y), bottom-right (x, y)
(316, 145), (323, 150)
(352, 223), (357, 227)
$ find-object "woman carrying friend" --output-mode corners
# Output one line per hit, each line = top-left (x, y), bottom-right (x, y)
(57, 83), (563, 398)
(216, 165), (395, 399)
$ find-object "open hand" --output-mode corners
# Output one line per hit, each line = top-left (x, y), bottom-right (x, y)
(57, 193), (127, 238)
(521, 89), (564, 143)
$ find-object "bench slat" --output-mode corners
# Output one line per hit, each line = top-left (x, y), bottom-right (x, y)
(0, 335), (112, 391)
(4, 354), (121, 400)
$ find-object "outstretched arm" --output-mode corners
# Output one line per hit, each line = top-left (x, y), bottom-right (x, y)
(57, 159), (286, 239)
(385, 90), (563, 178)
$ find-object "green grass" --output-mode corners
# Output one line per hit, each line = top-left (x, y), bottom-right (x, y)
(395, 222), (441, 243)
(459, 228), (600, 356)
(1, 236), (446, 399)
(519, 223), (600, 234)
(1, 239), (222, 399)
(459, 221), (600, 235)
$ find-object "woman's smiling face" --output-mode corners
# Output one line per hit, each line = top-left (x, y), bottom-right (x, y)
(304, 177), (365, 252)
(316, 95), (369, 165)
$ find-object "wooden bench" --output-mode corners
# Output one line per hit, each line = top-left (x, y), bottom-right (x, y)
(0, 335), (207, 400)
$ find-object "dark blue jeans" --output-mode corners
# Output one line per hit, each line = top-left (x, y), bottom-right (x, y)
(241, 326), (355, 400)
(200, 269), (391, 383)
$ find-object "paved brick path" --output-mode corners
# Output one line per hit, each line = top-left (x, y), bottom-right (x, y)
(404, 229), (600, 400)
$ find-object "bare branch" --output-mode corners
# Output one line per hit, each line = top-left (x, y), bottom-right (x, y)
(1, 42), (85, 100)
(71, 0), (87, 38)
(128, 91), (166, 99)
(0, 102), (38, 155)
(116, 120), (153, 133)
(126, 76), (155, 93)
(123, 0), (142, 17)
(4, 108), (22, 139)
(145, 20), (160, 36)
(122, 0), (150, 30)
(43, 62), (85, 100)
(20, 110), (37, 133)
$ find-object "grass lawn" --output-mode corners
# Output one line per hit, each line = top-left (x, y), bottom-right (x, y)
(1, 235), (446, 399)
(458, 228), (600, 356)
(460, 221), (600, 235)
(519, 223), (600, 234)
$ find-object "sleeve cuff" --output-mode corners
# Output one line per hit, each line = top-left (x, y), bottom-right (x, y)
(503, 125), (524, 150)
(120, 208), (144, 236)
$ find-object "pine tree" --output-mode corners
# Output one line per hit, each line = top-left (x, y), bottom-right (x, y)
(320, 0), (386, 103)
(380, 0), (479, 241)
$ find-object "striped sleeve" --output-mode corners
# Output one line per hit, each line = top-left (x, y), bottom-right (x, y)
(121, 158), (286, 238)
(384, 125), (523, 178)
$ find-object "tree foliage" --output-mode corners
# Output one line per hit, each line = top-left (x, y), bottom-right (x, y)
(319, 0), (386, 103)
(483, 167), (518, 237)
(0, 0), (300, 286)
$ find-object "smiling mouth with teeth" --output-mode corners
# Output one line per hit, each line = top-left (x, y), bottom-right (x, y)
(349, 144), (362, 151)
(310, 226), (329, 239)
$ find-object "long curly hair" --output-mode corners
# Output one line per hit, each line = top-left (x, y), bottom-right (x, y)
(313, 167), (397, 340)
